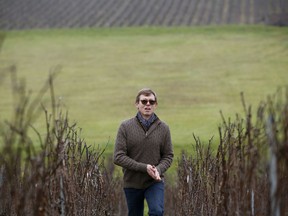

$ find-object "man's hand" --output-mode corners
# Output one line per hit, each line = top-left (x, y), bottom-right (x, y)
(147, 164), (161, 181)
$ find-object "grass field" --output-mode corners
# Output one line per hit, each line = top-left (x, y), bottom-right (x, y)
(0, 26), (287, 160)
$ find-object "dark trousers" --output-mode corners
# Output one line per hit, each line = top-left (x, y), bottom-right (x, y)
(124, 181), (164, 216)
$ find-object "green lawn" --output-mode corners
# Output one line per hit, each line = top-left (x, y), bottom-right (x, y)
(0, 26), (288, 161)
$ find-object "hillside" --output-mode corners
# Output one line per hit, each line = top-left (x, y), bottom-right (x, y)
(1, 0), (288, 30)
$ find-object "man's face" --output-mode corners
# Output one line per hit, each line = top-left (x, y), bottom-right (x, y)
(136, 94), (157, 119)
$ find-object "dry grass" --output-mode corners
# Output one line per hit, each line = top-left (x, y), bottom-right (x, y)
(165, 89), (288, 215)
(0, 66), (126, 215)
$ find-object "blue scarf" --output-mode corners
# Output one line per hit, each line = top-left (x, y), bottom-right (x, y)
(136, 112), (158, 131)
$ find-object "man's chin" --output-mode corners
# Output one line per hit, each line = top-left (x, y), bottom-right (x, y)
(143, 113), (152, 118)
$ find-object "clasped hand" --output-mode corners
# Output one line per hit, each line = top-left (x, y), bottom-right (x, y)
(147, 164), (161, 181)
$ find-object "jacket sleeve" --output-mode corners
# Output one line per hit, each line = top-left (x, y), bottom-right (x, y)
(156, 125), (174, 176)
(113, 123), (147, 173)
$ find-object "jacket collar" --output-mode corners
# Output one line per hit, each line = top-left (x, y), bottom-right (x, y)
(135, 113), (160, 134)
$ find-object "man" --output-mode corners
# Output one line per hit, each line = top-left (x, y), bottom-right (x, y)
(114, 88), (174, 216)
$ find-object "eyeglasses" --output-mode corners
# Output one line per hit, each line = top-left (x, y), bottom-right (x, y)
(140, 99), (156, 105)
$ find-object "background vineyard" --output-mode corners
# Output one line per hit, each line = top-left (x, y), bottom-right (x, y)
(1, 0), (288, 30)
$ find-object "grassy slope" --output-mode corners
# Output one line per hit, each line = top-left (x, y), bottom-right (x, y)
(0, 26), (288, 160)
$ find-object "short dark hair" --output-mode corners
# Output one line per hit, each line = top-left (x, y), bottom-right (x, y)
(135, 88), (157, 103)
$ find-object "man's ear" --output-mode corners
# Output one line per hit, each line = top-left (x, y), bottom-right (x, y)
(135, 102), (139, 109)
